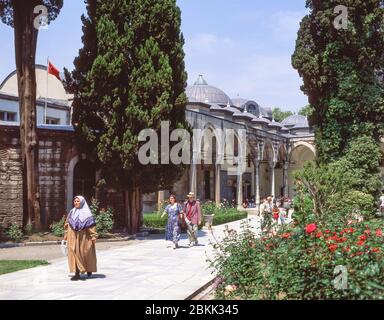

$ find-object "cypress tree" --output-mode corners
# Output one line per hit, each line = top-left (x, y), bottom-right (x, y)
(65, 0), (188, 233)
(292, 0), (384, 164)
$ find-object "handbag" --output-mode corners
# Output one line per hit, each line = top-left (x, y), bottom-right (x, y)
(60, 240), (68, 256)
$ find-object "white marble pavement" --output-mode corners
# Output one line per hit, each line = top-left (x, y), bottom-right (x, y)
(0, 217), (261, 300)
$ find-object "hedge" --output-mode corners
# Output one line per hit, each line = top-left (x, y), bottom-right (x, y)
(143, 210), (247, 229)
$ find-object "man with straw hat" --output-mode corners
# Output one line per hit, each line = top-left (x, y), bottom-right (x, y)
(183, 192), (202, 247)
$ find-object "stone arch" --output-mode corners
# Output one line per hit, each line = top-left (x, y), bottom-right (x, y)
(290, 141), (316, 159)
(66, 154), (100, 211)
(288, 142), (316, 198)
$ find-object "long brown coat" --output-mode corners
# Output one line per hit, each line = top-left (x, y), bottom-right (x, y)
(64, 220), (98, 273)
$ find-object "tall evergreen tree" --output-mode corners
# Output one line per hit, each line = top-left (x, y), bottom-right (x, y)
(292, 0), (384, 164)
(65, 0), (188, 233)
(0, 0), (63, 229)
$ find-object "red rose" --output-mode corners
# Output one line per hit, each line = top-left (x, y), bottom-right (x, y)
(316, 232), (323, 238)
(359, 235), (367, 241)
(357, 240), (365, 246)
(349, 228), (355, 233)
(364, 230), (371, 235)
(376, 229), (383, 237)
(342, 246), (351, 252)
(372, 247), (380, 253)
(337, 237), (347, 243)
(305, 224), (317, 234)
(328, 244), (338, 252)
(281, 233), (291, 239)
(325, 230), (330, 234)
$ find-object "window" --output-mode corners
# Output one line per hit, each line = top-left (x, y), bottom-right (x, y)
(247, 105), (257, 116)
(0, 110), (17, 122)
(46, 117), (60, 125)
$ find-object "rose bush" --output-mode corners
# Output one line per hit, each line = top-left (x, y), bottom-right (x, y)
(209, 218), (384, 300)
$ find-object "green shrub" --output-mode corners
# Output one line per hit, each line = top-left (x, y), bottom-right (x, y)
(201, 201), (216, 215)
(24, 223), (34, 236)
(294, 161), (377, 224)
(50, 216), (66, 237)
(90, 199), (115, 237)
(210, 219), (384, 300)
(6, 223), (24, 242)
(143, 213), (167, 229)
(213, 211), (247, 226)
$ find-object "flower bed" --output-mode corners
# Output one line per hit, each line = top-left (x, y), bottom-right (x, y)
(209, 218), (384, 300)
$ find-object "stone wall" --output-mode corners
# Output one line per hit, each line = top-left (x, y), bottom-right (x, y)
(0, 125), (78, 228)
(0, 126), (23, 227)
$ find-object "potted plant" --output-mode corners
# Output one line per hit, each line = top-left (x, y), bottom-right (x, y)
(202, 201), (216, 229)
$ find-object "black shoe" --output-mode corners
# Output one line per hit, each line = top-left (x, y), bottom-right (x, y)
(71, 274), (80, 281)
(87, 272), (92, 277)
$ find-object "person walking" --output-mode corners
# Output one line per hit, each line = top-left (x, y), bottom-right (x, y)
(161, 194), (183, 249)
(64, 196), (97, 281)
(183, 192), (202, 247)
(380, 193), (384, 214)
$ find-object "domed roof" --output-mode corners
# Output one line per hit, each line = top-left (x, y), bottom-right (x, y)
(0, 65), (72, 102)
(281, 114), (309, 128)
(186, 75), (233, 105)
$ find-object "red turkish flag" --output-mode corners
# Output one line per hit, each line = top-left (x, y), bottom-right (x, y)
(48, 60), (61, 81)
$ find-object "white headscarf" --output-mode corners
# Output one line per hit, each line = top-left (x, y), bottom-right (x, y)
(68, 196), (96, 231)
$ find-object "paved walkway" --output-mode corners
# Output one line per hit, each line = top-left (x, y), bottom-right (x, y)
(0, 217), (261, 300)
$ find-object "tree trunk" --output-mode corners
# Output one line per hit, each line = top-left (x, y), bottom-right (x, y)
(13, 0), (41, 229)
(123, 185), (142, 234)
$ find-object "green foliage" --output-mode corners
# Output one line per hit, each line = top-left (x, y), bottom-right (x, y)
(210, 219), (384, 300)
(0, 0), (63, 27)
(212, 211), (247, 226)
(298, 105), (313, 117)
(6, 223), (24, 242)
(292, 0), (384, 164)
(294, 159), (376, 224)
(24, 223), (34, 236)
(50, 216), (66, 237)
(272, 108), (293, 122)
(90, 199), (115, 237)
(64, 0), (188, 193)
(201, 201), (216, 215)
(143, 203), (247, 229)
(143, 213), (167, 229)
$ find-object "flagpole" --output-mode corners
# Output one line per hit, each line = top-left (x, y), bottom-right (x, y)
(45, 56), (49, 125)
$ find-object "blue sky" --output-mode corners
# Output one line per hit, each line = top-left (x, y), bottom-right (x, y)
(0, 0), (309, 111)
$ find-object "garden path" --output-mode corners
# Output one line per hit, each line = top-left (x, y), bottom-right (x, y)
(0, 217), (261, 300)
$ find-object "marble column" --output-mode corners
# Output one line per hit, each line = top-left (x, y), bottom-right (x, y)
(215, 164), (221, 206)
(283, 161), (289, 198)
(236, 168), (243, 210)
(157, 191), (165, 211)
(190, 163), (197, 196)
(270, 161), (276, 197)
(254, 160), (260, 207)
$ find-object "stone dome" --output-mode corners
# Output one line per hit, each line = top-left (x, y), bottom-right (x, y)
(186, 75), (232, 105)
(281, 114), (309, 128)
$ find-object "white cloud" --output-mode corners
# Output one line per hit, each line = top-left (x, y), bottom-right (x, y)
(185, 33), (235, 56)
(267, 11), (305, 41)
(184, 39), (308, 111)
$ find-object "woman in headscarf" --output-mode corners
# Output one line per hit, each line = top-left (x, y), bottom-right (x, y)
(64, 196), (98, 281)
